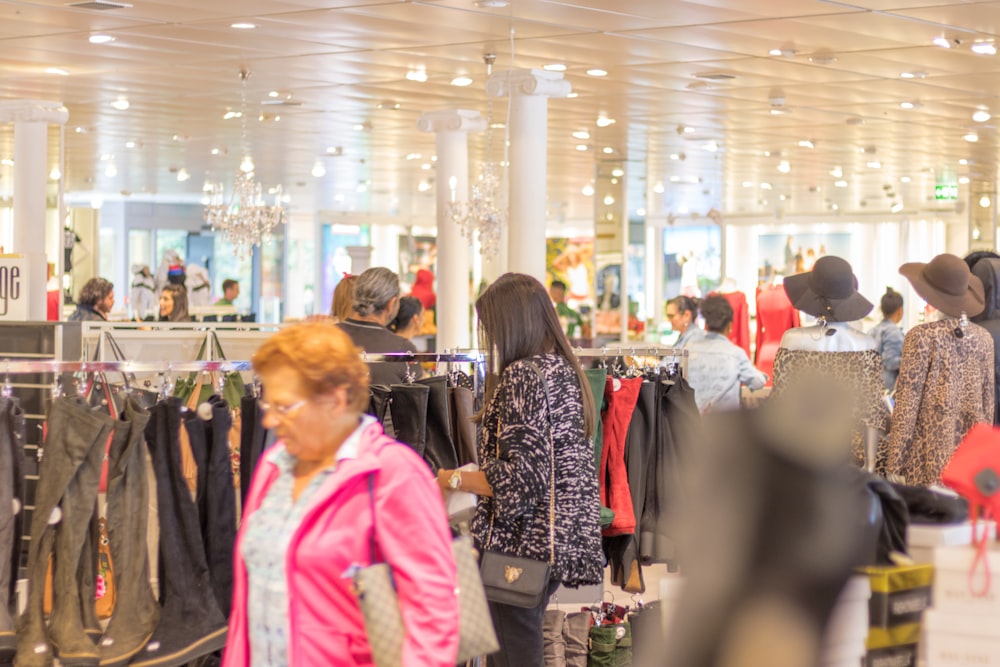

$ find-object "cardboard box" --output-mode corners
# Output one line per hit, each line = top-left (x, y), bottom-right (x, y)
(860, 564), (934, 628)
(908, 521), (995, 564)
(924, 609), (1000, 666)
(931, 545), (1000, 615)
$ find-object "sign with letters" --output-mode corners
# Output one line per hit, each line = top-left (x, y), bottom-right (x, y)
(0, 253), (46, 321)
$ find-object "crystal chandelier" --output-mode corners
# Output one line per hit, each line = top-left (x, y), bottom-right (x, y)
(446, 53), (506, 256)
(204, 68), (285, 257)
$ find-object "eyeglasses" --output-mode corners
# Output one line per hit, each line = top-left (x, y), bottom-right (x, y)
(258, 398), (308, 417)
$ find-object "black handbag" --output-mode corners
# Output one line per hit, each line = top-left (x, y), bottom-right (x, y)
(480, 360), (555, 608)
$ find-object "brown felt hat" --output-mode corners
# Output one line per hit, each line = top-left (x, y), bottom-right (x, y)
(782, 255), (873, 322)
(900, 253), (985, 317)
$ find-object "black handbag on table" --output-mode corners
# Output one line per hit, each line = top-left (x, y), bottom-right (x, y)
(480, 360), (555, 608)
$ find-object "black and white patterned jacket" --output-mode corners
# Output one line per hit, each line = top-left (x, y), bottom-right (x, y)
(472, 353), (603, 587)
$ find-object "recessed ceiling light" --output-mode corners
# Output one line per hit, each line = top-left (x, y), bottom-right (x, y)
(176, 168), (191, 182)
(760, 182), (773, 190)
(566, 92), (578, 98)
(798, 139), (814, 148)
(669, 153), (680, 160)
(311, 161), (326, 178)
(572, 131), (590, 140)
(450, 76), (473, 87)
(46, 68), (68, 76)
(834, 180), (848, 188)
(768, 48), (783, 56)
(652, 181), (665, 194)
(586, 68), (608, 77)
(474, 0), (510, 7)
(636, 208), (646, 216)
(406, 69), (428, 82)
(742, 181), (753, 188)
(603, 195), (615, 205)
(933, 36), (953, 48)
(769, 107), (787, 115)
(576, 144), (589, 151)
(777, 160), (790, 173)
(891, 202), (904, 213)
(223, 111), (240, 120)
(830, 166), (843, 178)
(110, 97), (130, 111)
(231, 22), (256, 29)
(49, 167), (61, 180)
(596, 116), (615, 127)
(268, 91), (280, 98)
(602, 147), (614, 154)
(960, 176), (971, 184)
(899, 101), (921, 110)
(89, 34), (115, 44)
(900, 176), (911, 183)
(669, 175), (680, 183)
(972, 40), (997, 55)
(980, 195), (992, 207)
(779, 194), (787, 201)
(611, 168), (624, 177)
(973, 110), (991, 122)
(703, 141), (718, 153)
(543, 63), (567, 72)
(867, 160), (882, 168)
(964, 132), (980, 142)
(421, 163), (431, 170)
(105, 164), (118, 178)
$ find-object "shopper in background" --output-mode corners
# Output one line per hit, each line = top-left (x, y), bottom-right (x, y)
(158, 283), (191, 322)
(869, 287), (905, 392)
(215, 279), (240, 306)
(223, 321), (459, 667)
(882, 254), (994, 484)
(387, 295), (424, 340)
(329, 274), (356, 323)
(666, 295), (705, 348)
(336, 267), (421, 385)
(68, 277), (115, 321)
(771, 255), (888, 468)
(968, 253), (1000, 424)
(436, 273), (602, 667)
(409, 267), (436, 310)
(686, 295), (768, 412)
(549, 280), (586, 340)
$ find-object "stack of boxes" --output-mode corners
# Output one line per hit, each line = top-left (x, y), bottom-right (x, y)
(859, 563), (934, 667)
(821, 576), (871, 667)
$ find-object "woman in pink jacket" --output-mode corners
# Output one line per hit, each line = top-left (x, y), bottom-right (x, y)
(222, 320), (459, 667)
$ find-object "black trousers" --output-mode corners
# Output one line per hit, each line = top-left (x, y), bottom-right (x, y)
(487, 579), (562, 667)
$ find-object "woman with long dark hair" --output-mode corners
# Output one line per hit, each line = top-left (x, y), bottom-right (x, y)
(437, 273), (602, 667)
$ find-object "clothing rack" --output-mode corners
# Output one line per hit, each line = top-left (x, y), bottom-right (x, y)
(572, 346), (688, 377)
(0, 360), (254, 374)
(358, 351), (485, 364)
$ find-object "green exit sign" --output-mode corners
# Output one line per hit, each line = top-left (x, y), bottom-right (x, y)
(935, 184), (959, 200)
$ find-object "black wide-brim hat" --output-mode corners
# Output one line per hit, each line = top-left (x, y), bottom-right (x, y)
(783, 255), (873, 322)
(900, 253), (985, 318)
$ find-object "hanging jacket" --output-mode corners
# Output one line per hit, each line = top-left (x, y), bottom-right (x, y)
(970, 257), (1000, 425)
(223, 420), (459, 667)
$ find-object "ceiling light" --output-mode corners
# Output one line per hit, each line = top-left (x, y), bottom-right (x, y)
(576, 144), (589, 151)
(973, 109), (991, 122)
(835, 180), (848, 188)
(405, 153), (422, 160)
(867, 160), (882, 168)
(475, 0), (510, 7)
(900, 101), (917, 109)
(768, 48), (783, 56)
(603, 195), (615, 205)
(770, 107), (787, 115)
(89, 34), (115, 44)
(105, 164), (118, 178)
(972, 40), (997, 55)
(582, 184), (594, 196)
(223, 111), (240, 120)
(356, 183), (368, 193)
(769, 47), (797, 57)
(959, 158), (969, 165)
(669, 175), (680, 183)
(900, 176), (911, 183)
(417, 181), (431, 192)
(798, 139), (814, 148)
(891, 202), (904, 213)
(742, 181), (753, 188)
(268, 91), (280, 98)
(172, 134), (188, 142)
(960, 176), (971, 184)
(311, 160), (326, 178)
(110, 97), (130, 110)
(636, 208), (646, 216)
(326, 146), (343, 155)
(543, 63), (567, 72)
(760, 182), (773, 190)
(933, 36), (953, 48)
(450, 76), (473, 87)
(49, 167), (61, 180)
(964, 132), (980, 142)
(777, 161), (790, 173)
(353, 123), (366, 131)
(653, 182), (664, 194)
(406, 69), (428, 82)
(596, 116), (615, 127)
(703, 141), (718, 153)
(830, 166), (843, 178)
(567, 92), (578, 98)
(572, 131), (590, 140)
(602, 147), (614, 154)
(46, 68), (68, 76)
(611, 168), (624, 177)
(231, 22), (256, 29)
(586, 69), (608, 77)
(779, 194), (787, 201)
(981, 195), (992, 207)
(809, 53), (837, 65)
(421, 163), (431, 170)
(176, 168), (190, 182)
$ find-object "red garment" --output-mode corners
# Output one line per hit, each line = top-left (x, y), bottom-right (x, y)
(409, 268), (436, 310)
(715, 290), (750, 357)
(47, 290), (60, 320)
(600, 376), (642, 537)
(755, 285), (801, 385)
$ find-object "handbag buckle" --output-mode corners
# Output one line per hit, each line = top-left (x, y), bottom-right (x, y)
(504, 565), (523, 584)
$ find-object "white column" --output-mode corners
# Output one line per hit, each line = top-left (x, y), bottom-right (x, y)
(417, 109), (486, 351)
(0, 101), (68, 255)
(487, 69), (570, 283)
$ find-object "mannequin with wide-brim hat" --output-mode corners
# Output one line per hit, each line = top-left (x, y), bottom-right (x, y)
(771, 256), (889, 470)
(881, 254), (994, 486)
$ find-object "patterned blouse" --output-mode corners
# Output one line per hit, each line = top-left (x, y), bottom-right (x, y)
(881, 319), (994, 486)
(471, 353), (603, 588)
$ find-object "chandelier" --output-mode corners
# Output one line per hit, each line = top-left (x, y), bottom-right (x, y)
(446, 53), (506, 256)
(204, 68), (285, 257)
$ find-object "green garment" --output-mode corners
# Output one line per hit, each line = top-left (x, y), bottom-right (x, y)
(585, 368), (614, 528)
(214, 298), (233, 306)
(556, 301), (585, 338)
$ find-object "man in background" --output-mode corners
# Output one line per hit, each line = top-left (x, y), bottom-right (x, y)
(68, 277), (114, 321)
(550, 280), (588, 340)
(215, 279), (240, 306)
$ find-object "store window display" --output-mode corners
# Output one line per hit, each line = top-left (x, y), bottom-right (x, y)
(771, 256), (888, 468)
(881, 254), (994, 485)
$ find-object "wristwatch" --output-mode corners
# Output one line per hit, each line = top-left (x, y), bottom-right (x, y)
(448, 469), (463, 490)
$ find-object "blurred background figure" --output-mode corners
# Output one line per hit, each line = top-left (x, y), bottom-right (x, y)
(68, 277), (115, 322)
(159, 283), (191, 322)
(869, 287), (904, 392)
(186, 263), (212, 308)
(967, 252), (1000, 425)
(666, 295), (705, 349)
(215, 279), (240, 306)
(549, 279), (586, 340)
(387, 295), (424, 340)
(130, 264), (156, 320)
(329, 274), (356, 323)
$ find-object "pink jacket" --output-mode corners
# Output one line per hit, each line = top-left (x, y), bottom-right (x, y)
(222, 420), (460, 667)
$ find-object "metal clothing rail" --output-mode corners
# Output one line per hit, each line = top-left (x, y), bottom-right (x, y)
(572, 346), (687, 358)
(0, 360), (254, 374)
(359, 351), (485, 363)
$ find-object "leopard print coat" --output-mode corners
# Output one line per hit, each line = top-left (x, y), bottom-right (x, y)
(771, 347), (890, 467)
(881, 319), (994, 486)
